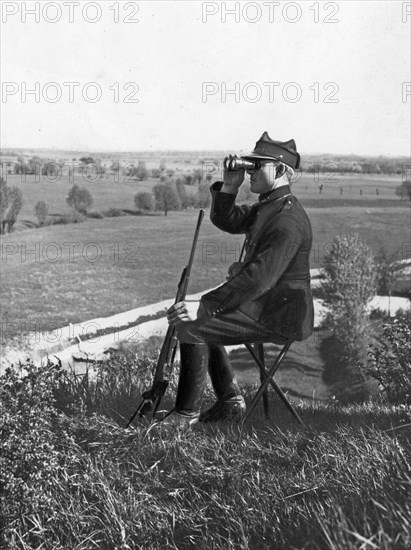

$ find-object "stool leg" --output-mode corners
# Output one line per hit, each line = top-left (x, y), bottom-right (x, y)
(254, 343), (269, 419)
(243, 342), (304, 426)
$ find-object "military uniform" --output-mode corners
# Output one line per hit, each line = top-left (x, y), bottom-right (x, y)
(172, 132), (314, 420)
(178, 181), (314, 345)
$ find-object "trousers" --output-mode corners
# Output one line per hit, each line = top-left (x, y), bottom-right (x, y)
(175, 310), (290, 414)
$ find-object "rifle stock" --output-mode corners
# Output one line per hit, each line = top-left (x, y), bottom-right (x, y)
(126, 209), (205, 427)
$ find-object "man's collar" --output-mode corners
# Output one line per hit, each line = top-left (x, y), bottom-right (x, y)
(258, 184), (291, 204)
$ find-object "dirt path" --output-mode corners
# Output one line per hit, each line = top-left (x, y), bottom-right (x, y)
(1, 274), (409, 373)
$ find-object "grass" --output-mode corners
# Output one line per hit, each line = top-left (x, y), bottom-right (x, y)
(4, 173), (406, 226)
(1, 356), (410, 550)
(1, 203), (410, 347)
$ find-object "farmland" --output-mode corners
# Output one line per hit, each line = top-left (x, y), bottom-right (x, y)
(2, 171), (407, 226)
(1, 197), (410, 345)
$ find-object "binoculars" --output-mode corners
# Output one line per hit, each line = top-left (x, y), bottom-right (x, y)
(224, 156), (261, 172)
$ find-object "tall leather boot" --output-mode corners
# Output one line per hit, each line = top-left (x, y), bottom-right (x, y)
(199, 345), (245, 423)
(175, 343), (208, 417)
(207, 344), (242, 400)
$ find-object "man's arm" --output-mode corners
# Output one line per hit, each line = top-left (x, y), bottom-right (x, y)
(209, 161), (257, 234)
(209, 182), (257, 234)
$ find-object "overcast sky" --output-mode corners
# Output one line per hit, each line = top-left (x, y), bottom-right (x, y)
(1, 0), (410, 155)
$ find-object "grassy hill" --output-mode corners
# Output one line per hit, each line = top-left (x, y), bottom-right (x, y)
(1, 356), (410, 550)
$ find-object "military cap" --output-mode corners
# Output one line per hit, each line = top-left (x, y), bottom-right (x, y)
(242, 131), (301, 170)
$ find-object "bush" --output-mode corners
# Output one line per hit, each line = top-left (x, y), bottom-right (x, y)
(321, 232), (377, 365)
(102, 207), (126, 217)
(363, 313), (411, 404)
(51, 211), (86, 225)
(0, 362), (72, 528)
(134, 191), (154, 212)
(66, 184), (94, 214)
(121, 208), (143, 216)
(87, 210), (104, 219)
(34, 200), (49, 225)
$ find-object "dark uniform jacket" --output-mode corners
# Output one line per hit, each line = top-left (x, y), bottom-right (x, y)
(200, 182), (314, 341)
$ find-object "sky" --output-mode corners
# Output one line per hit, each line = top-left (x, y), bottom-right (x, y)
(1, 0), (410, 155)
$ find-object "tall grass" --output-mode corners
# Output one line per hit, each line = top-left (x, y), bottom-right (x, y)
(1, 349), (410, 550)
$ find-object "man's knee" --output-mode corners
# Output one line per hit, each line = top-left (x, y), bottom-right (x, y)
(176, 322), (205, 344)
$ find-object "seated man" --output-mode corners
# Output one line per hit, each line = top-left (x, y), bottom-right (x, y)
(166, 132), (314, 426)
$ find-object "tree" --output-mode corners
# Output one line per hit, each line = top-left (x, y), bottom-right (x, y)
(79, 156), (95, 165)
(195, 182), (211, 208)
(25, 156), (42, 175)
(0, 178), (23, 234)
(321, 232), (377, 367)
(153, 182), (181, 216)
(175, 178), (190, 209)
(192, 169), (203, 185)
(136, 161), (149, 182)
(66, 184), (94, 214)
(34, 200), (49, 225)
(134, 192), (154, 212)
(41, 161), (61, 178)
(6, 188), (23, 232)
(395, 181), (411, 201)
(0, 178), (10, 233)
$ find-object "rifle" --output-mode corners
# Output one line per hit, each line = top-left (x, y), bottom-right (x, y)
(126, 209), (205, 427)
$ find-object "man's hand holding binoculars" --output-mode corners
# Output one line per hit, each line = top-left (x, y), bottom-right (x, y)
(222, 155), (245, 194)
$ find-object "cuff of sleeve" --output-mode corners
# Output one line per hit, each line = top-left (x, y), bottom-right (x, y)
(211, 181), (224, 191)
(200, 295), (225, 319)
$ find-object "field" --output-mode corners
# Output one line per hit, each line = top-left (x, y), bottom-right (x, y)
(2, 171), (407, 224)
(1, 199), (410, 345)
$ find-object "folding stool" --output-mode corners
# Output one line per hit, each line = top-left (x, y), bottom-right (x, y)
(242, 341), (304, 425)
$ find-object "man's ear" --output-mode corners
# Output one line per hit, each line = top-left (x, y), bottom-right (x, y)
(275, 163), (286, 179)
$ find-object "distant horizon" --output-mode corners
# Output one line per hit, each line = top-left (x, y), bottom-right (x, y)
(1, 146), (409, 160)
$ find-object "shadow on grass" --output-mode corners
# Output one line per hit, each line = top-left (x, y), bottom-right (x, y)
(319, 333), (370, 404)
(228, 338), (329, 402)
